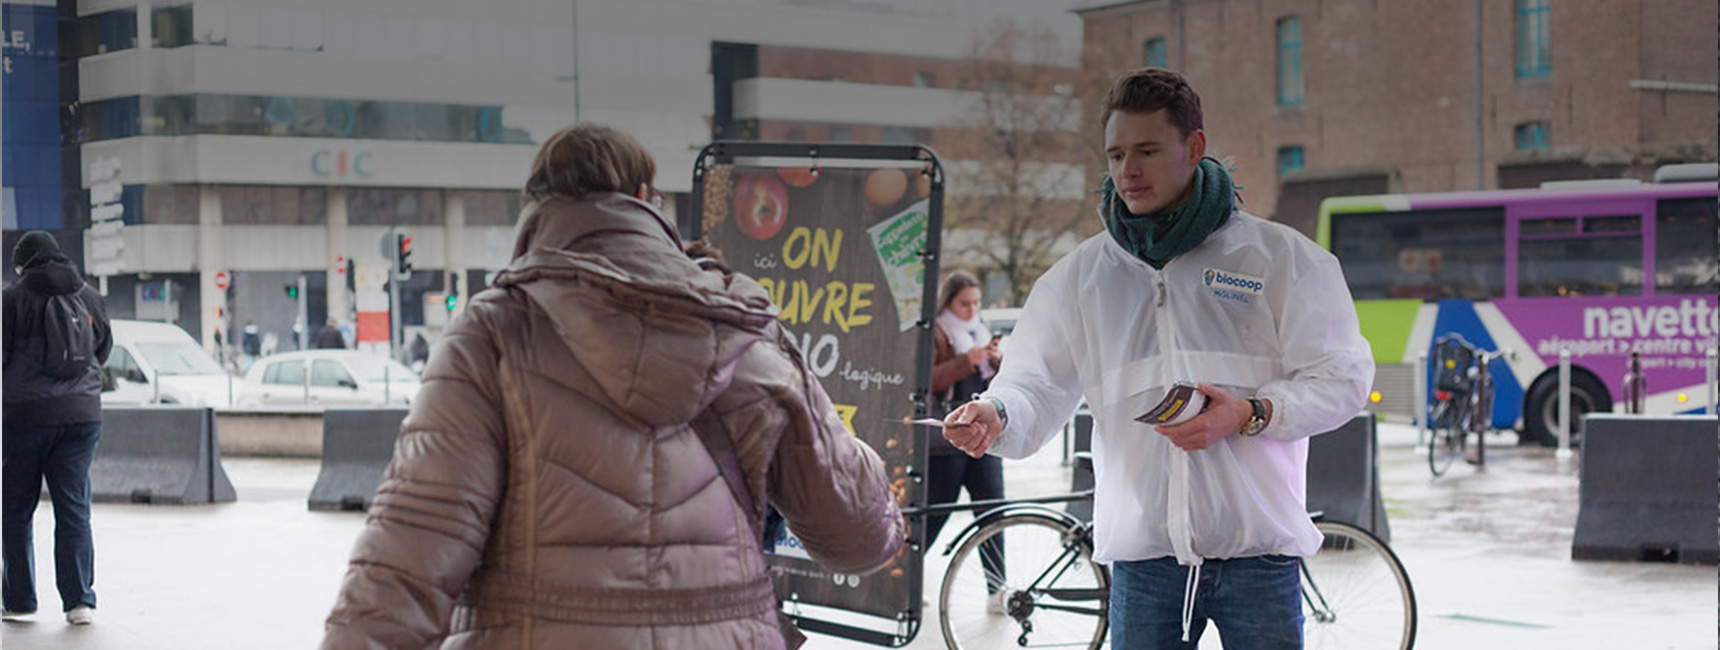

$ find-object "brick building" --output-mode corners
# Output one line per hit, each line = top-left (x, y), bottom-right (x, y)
(1073, 0), (1718, 237)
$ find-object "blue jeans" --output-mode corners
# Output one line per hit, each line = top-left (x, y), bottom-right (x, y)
(3, 422), (102, 613)
(1110, 555), (1303, 650)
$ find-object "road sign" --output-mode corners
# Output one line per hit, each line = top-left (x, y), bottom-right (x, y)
(214, 270), (230, 290)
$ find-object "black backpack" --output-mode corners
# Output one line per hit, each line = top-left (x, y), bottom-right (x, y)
(40, 292), (97, 380)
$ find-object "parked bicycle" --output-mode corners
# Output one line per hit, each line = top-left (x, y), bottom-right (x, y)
(1427, 334), (1510, 477)
(920, 455), (1418, 650)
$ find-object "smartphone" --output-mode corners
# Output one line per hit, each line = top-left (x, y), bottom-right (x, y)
(990, 333), (1004, 343)
(1135, 381), (1205, 426)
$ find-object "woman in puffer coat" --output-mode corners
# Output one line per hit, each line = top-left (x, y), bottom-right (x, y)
(321, 123), (906, 650)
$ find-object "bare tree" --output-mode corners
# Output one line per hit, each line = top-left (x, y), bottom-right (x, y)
(942, 17), (1090, 305)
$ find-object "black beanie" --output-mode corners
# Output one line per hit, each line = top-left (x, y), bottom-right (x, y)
(12, 230), (61, 269)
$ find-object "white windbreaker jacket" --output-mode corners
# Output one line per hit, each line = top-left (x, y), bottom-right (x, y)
(983, 209), (1374, 566)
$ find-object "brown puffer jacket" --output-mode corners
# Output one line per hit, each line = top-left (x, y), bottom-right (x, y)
(322, 194), (906, 650)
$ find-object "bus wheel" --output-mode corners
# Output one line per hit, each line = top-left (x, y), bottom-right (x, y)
(1522, 372), (1609, 447)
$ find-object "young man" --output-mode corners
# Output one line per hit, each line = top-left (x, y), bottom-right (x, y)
(944, 68), (1373, 649)
(2, 231), (112, 626)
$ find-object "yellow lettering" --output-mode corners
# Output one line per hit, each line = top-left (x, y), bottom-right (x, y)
(780, 227), (843, 271)
(782, 227), (812, 269)
(822, 282), (850, 332)
(814, 229), (844, 272)
(797, 281), (826, 324)
(847, 282), (875, 329)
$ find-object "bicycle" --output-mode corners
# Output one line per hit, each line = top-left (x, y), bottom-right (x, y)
(930, 461), (1418, 649)
(1427, 334), (1508, 477)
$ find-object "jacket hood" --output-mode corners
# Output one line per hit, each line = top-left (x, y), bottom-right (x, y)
(494, 194), (780, 426)
(21, 255), (88, 297)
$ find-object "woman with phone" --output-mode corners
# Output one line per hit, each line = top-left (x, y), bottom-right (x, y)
(926, 270), (1007, 612)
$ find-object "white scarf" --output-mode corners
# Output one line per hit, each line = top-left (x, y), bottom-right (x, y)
(936, 309), (996, 380)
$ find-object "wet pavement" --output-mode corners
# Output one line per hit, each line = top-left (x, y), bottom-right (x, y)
(1, 422), (1714, 649)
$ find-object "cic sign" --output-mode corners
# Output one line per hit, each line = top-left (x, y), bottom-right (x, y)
(311, 150), (374, 178)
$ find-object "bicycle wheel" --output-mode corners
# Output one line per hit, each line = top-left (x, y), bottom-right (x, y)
(939, 514), (1108, 650)
(1304, 520), (1418, 650)
(1427, 400), (1464, 477)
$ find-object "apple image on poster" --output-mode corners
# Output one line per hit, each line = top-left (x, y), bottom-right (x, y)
(735, 173), (789, 241)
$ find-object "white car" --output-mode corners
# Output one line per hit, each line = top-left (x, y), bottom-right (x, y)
(237, 350), (420, 408)
(102, 319), (241, 407)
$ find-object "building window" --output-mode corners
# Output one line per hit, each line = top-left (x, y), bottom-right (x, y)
(152, 5), (194, 48)
(1276, 17), (1304, 106)
(1514, 121), (1549, 151)
(1278, 146), (1305, 178)
(69, 8), (138, 58)
(1143, 37), (1167, 68)
(912, 71), (936, 88)
(828, 125), (853, 143)
(1516, 0), (1551, 78)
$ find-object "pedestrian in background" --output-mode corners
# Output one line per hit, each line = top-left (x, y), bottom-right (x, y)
(943, 68), (1373, 649)
(923, 270), (1007, 610)
(312, 319), (346, 349)
(322, 123), (905, 650)
(2, 231), (112, 626)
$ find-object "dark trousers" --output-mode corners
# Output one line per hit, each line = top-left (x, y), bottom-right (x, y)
(926, 453), (1005, 591)
(3, 422), (101, 613)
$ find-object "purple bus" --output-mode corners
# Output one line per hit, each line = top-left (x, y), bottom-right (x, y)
(1318, 167), (1718, 444)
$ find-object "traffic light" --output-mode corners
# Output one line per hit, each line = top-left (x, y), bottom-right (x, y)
(445, 273), (460, 311)
(284, 283), (299, 299)
(395, 233), (414, 276)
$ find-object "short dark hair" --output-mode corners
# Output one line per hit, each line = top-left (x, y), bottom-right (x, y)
(1099, 67), (1204, 140)
(525, 123), (656, 202)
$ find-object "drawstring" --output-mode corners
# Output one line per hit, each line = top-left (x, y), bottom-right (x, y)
(1180, 563), (1201, 642)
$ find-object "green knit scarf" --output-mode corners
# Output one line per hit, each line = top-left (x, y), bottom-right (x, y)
(1101, 157), (1236, 269)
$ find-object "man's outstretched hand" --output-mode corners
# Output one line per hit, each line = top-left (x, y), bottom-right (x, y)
(943, 400), (1001, 458)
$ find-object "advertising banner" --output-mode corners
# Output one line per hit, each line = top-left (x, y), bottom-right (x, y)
(690, 144), (943, 630)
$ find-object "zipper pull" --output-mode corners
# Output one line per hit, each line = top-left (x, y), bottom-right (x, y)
(1157, 279), (1167, 308)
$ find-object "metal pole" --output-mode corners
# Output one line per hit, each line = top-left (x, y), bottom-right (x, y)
(1473, 0), (1485, 189)
(1557, 348), (1572, 460)
(389, 227), (402, 361)
(1707, 348), (1717, 416)
(1414, 352), (1428, 453)
(297, 274), (309, 351)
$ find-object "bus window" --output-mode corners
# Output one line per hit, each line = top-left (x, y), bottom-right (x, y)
(1517, 214), (1643, 297)
(1654, 197), (1719, 295)
(1329, 207), (1504, 300)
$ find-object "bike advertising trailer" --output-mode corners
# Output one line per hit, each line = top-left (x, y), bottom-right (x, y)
(686, 141), (946, 645)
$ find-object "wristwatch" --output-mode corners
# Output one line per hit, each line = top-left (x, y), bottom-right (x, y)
(1240, 398), (1268, 437)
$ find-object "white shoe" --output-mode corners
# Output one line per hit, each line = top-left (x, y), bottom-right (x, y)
(987, 591), (1008, 616)
(65, 606), (94, 625)
(1, 609), (35, 621)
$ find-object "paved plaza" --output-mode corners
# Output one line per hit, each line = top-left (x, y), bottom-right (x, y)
(1, 422), (1713, 649)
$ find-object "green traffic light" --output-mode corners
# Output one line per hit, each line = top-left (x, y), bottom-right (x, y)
(284, 284), (299, 299)
(446, 294), (458, 311)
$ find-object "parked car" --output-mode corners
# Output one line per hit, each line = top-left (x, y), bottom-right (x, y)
(237, 349), (420, 408)
(102, 319), (240, 407)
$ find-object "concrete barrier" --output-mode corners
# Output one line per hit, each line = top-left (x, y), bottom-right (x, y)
(215, 409), (324, 457)
(92, 407), (237, 504)
(1306, 414), (1391, 543)
(308, 408), (408, 512)
(1572, 414), (1718, 564)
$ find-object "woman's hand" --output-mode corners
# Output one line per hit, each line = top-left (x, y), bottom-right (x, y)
(965, 345), (990, 366)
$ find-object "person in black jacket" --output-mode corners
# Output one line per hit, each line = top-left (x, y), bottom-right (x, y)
(1, 231), (111, 626)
